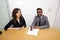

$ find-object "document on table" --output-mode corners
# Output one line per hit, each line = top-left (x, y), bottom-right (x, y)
(27, 28), (39, 36)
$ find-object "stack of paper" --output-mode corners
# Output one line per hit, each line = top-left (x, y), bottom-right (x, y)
(27, 28), (39, 36)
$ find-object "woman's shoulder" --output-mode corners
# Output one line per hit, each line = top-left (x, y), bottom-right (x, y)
(20, 16), (24, 19)
(20, 17), (25, 21)
(9, 19), (14, 22)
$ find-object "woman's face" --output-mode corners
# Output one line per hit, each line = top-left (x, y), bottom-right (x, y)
(16, 10), (21, 18)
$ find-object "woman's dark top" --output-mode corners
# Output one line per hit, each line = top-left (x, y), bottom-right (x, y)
(4, 17), (26, 30)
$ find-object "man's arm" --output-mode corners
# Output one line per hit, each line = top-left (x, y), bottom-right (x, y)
(40, 17), (50, 29)
(31, 16), (36, 27)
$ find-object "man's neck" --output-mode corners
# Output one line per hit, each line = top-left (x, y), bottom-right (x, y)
(37, 15), (42, 17)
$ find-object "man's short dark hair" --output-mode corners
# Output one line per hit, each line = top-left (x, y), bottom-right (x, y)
(37, 8), (42, 11)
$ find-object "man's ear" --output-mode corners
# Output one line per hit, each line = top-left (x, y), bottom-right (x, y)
(42, 11), (43, 13)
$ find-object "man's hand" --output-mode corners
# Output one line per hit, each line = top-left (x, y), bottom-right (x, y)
(34, 26), (40, 29)
(30, 26), (32, 31)
(30, 26), (40, 31)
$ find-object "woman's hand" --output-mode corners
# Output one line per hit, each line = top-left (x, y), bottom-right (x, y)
(8, 28), (20, 30)
(19, 26), (25, 29)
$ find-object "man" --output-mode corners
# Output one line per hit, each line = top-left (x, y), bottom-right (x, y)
(30, 8), (50, 30)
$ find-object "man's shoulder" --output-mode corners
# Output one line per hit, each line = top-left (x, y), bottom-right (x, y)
(35, 15), (47, 18)
(42, 15), (48, 18)
(35, 15), (38, 17)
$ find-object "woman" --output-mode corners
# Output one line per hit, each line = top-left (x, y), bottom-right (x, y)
(4, 8), (26, 30)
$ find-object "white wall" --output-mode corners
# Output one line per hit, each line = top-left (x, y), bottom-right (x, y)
(0, 0), (9, 30)
(8, 0), (59, 27)
(54, 0), (60, 29)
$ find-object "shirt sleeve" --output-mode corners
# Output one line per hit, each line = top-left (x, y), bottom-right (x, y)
(22, 18), (26, 27)
(40, 17), (50, 29)
(4, 20), (13, 30)
(31, 16), (37, 27)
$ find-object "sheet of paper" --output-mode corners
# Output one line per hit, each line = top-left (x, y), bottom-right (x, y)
(27, 27), (39, 36)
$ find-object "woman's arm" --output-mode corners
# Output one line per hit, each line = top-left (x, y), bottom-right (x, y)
(22, 18), (26, 28)
(4, 20), (13, 30)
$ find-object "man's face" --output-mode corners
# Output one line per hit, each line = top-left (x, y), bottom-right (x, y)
(37, 10), (43, 17)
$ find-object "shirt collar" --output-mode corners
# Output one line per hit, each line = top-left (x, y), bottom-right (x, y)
(37, 15), (42, 18)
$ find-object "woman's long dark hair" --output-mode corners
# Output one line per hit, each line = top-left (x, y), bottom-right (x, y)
(12, 8), (23, 23)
